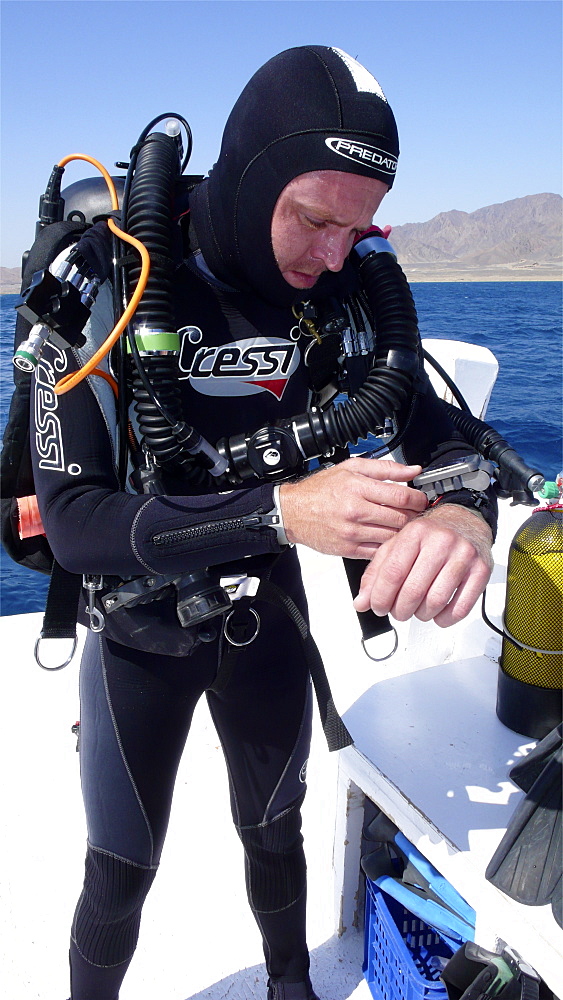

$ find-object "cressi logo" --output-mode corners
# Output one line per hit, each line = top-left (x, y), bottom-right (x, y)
(179, 333), (300, 400)
(34, 346), (81, 475)
(325, 137), (397, 175)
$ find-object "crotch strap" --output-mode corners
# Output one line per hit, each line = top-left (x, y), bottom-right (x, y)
(209, 578), (354, 753)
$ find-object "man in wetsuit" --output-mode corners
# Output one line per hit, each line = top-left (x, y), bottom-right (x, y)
(31, 46), (495, 999)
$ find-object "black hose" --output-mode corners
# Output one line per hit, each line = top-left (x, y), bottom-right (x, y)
(444, 401), (545, 500)
(220, 244), (425, 482)
(320, 248), (421, 449)
(130, 356), (184, 466)
(126, 132), (178, 330)
(125, 132), (187, 467)
(422, 348), (471, 412)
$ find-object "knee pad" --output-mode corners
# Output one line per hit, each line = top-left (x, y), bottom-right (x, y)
(238, 799), (306, 912)
(72, 845), (157, 967)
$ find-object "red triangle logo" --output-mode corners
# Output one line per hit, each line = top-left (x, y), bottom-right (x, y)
(248, 379), (288, 400)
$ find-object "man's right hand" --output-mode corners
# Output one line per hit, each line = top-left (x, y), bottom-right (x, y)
(279, 458), (427, 558)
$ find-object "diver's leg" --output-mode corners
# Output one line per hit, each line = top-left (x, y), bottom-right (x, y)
(69, 630), (217, 999)
(207, 551), (316, 987)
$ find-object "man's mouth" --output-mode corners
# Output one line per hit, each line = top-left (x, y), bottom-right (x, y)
(287, 269), (323, 286)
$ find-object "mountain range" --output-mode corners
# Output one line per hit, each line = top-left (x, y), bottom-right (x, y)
(388, 193), (561, 273)
(1, 193), (561, 292)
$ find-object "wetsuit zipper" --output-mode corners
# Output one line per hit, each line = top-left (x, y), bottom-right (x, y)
(151, 506), (284, 547)
(152, 517), (248, 546)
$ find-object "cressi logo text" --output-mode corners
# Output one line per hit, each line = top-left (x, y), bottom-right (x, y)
(34, 348), (81, 475)
(179, 335), (300, 400)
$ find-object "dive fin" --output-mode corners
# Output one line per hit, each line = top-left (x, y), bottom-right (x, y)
(440, 942), (542, 1000)
(509, 724), (562, 793)
(362, 809), (476, 947)
(485, 744), (562, 924)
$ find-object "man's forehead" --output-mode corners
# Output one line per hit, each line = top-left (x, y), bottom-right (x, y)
(286, 170), (387, 222)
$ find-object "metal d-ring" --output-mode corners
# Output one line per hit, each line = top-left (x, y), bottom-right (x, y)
(34, 633), (79, 671)
(223, 606), (260, 647)
(361, 626), (399, 662)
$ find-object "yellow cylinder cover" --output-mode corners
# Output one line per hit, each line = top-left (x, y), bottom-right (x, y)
(502, 507), (563, 688)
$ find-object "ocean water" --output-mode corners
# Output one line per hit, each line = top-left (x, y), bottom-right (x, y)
(1, 282), (562, 616)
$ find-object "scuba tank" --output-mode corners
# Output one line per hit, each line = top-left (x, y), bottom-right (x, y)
(496, 474), (563, 740)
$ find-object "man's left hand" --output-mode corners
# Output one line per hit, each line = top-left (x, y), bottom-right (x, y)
(353, 503), (494, 628)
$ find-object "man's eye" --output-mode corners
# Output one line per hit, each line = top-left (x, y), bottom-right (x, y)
(304, 217), (325, 230)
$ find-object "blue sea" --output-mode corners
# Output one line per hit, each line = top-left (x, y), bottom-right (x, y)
(1, 282), (562, 616)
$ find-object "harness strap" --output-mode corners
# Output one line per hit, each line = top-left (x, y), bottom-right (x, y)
(210, 578), (354, 752)
(40, 561), (82, 640)
(208, 596), (258, 695)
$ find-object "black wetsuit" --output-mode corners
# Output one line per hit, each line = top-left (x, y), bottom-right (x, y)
(33, 261), (321, 997)
(33, 253), (495, 1000)
(29, 45), (497, 999)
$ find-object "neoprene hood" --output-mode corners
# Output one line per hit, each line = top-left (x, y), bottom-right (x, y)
(190, 45), (399, 305)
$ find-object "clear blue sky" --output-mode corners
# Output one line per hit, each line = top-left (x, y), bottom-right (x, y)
(1, 0), (561, 266)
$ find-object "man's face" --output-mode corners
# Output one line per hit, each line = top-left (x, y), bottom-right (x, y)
(270, 170), (388, 290)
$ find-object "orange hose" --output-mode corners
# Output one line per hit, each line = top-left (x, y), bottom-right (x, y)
(52, 154), (150, 396)
(91, 367), (119, 397)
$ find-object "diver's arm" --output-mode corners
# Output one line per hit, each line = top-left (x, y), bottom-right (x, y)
(31, 351), (286, 579)
(393, 374), (498, 537)
(280, 374), (494, 625)
(350, 376), (495, 626)
(353, 502), (493, 627)
(279, 458), (427, 557)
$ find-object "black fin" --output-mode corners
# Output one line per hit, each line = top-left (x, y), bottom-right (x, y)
(486, 747), (562, 916)
(509, 724), (562, 793)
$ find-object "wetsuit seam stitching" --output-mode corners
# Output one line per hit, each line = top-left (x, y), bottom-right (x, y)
(251, 882), (307, 915)
(130, 498), (158, 573)
(237, 798), (301, 832)
(263, 679), (311, 823)
(70, 934), (131, 970)
(308, 46), (343, 123)
(86, 841), (158, 871)
(207, 680), (243, 827)
(89, 373), (118, 472)
(99, 636), (155, 863)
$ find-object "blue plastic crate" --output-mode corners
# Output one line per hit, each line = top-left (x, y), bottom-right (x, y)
(363, 879), (454, 1000)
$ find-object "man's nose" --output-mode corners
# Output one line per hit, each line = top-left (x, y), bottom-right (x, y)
(311, 230), (351, 271)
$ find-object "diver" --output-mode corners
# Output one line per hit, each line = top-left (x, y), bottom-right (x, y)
(28, 46), (496, 999)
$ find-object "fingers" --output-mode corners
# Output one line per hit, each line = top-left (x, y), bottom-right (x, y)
(353, 518), (493, 625)
(353, 531), (420, 614)
(279, 458), (427, 555)
(347, 458), (422, 479)
(345, 458), (427, 517)
(431, 562), (492, 627)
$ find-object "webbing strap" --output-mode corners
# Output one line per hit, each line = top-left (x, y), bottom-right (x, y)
(40, 561), (82, 640)
(257, 579), (353, 751)
(210, 579), (353, 752)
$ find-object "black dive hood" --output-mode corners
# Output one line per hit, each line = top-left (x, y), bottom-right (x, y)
(190, 45), (399, 307)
